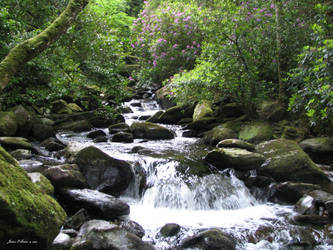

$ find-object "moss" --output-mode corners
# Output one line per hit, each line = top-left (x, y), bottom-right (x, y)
(28, 173), (55, 196)
(0, 112), (17, 136)
(193, 100), (213, 122)
(238, 122), (273, 143)
(203, 126), (237, 146)
(0, 146), (66, 248)
(0, 137), (33, 151)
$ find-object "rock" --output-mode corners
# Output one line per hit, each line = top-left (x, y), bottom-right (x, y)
(0, 146), (67, 249)
(0, 111), (17, 136)
(292, 215), (332, 226)
(146, 110), (164, 123)
(138, 115), (151, 120)
(155, 84), (176, 109)
(184, 117), (217, 131)
(270, 182), (321, 204)
(32, 123), (56, 141)
(56, 120), (93, 132)
(41, 137), (66, 151)
(182, 130), (201, 138)
(94, 135), (107, 143)
(295, 190), (333, 216)
(74, 146), (133, 196)
(121, 106), (133, 114)
(19, 159), (44, 173)
(87, 130), (106, 139)
(239, 122), (273, 143)
(204, 148), (265, 171)
(218, 103), (244, 118)
(89, 112), (125, 128)
(160, 223), (180, 237)
(0, 136), (34, 151)
(326, 200), (333, 219)
(130, 122), (175, 140)
(181, 228), (235, 250)
(130, 102), (142, 107)
(202, 126), (237, 146)
(257, 100), (285, 122)
(28, 172), (54, 196)
(51, 99), (73, 114)
(111, 132), (134, 143)
(217, 139), (255, 151)
(157, 104), (194, 124)
(44, 164), (86, 190)
(119, 220), (145, 238)
(10, 149), (32, 160)
(299, 137), (333, 164)
(63, 208), (90, 230)
(108, 122), (130, 134)
(68, 103), (83, 112)
(60, 189), (130, 219)
(193, 100), (213, 122)
(255, 139), (330, 185)
(51, 232), (74, 250)
(71, 220), (154, 250)
(12, 105), (38, 137)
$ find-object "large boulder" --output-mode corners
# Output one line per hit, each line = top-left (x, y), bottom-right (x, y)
(146, 110), (164, 123)
(0, 137), (34, 151)
(160, 223), (181, 237)
(157, 104), (194, 124)
(193, 100), (213, 122)
(108, 122), (130, 134)
(202, 125), (237, 146)
(60, 189), (130, 220)
(56, 120), (93, 132)
(204, 148), (265, 171)
(217, 103), (244, 119)
(111, 132), (134, 143)
(239, 122), (273, 143)
(184, 117), (217, 131)
(0, 111), (17, 136)
(299, 137), (333, 164)
(217, 139), (255, 151)
(12, 105), (39, 137)
(70, 220), (154, 250)
(130, 122), (174, 140)
(51, 99), (73, 114)
(0, 146), (67, 249)
(255, 139), (330, 185)
(257, 100), (285, 122)
(32, 123), (55, 141)
(74, 146), (133, 196)
(27, 172), (55, 196)
(155, 84), (176, 109)
(181, 228), (235, 250)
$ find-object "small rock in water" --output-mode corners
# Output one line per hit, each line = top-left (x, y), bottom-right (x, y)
(119, 220), (145, 238)
(10, 149), (32, 160)
(160, 223), (181, 237)
(111, 132), (134, 143)
(19, 159), (44, 173)
(63, 208), (90, 230)
(87, 130), (106, 139)
(93, 135), (107, 143)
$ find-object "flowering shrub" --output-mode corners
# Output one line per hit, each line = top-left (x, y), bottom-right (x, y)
(131, 0), (207, 84)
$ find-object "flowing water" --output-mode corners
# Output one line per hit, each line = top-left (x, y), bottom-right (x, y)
(56, 98), (333, 249)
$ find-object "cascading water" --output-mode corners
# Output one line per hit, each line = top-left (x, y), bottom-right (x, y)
(57, 98), (332, 249)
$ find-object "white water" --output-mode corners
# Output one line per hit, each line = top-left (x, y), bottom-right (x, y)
(57, 98), (332, 249)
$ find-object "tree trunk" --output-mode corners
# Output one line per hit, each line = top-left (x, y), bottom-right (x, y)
(0, 0), (89, 91)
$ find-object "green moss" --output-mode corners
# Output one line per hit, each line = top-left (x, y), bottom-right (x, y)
(0, 146), (66, 248)
(0, 112), (17, 136)
(193, 100), (213, 122)
(28, 173), (55, 196)
(238, 122), (273, 143)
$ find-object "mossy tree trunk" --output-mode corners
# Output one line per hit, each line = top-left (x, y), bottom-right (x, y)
(0, 0), (89, 91)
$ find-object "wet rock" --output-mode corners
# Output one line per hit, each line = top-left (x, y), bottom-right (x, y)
(10, 149), (32, 160)
(160, 223), (181, 237)
(193, 100), (213, 122)
(217, 103), (244, 118)
(0, 146), (67, 249)
(41, 137), (66, 151)
(19, 159), (44, 173)
(87, 129), (106, 139)
(299, 137), (333, 164)
(183, 117), (217, 131)
(182, 130), (201, 138)
(12, 105), (39, 137)
(119, 220), (145, 238)
(0, 136), (34, 151)
(155, 84), (176, 109)
(28, 172), (54, 196)
(44, 164), (86, 190)
(146, 110), (164, 123)
(51, 99), (73, 114)
(270, 182), (321, 204)
(94, 135), (107, 143)
(257, 100), (285, 122)
(130, 102), (142, 107)
(217, 139), (255, 151)
(130, 146), (153, 155)
(51, 232), (74, 250)
(56, 120), (93, 132)
(0, 111), (17, 136)
(108, 122), (130, 134)
(238, 122), (273, 143)
(71, 220), (154, 250)
(158, 104), (194, 124)
(121, 106), (133, 114)
(202, 126), (237, 146)
(74, 146), (133, 196)
(60, 189), (130, 219)
(181, 228), (235, 250)
(131, 122), (175, 140)
(295, 190), (333, 216)
(63, 208), (90, 230)
(111, 132), (134, 143)
(138, 115), (151, 120)
(32, 123), (56, 141)
(204, 148), (265, 171)
(293, 215), (332, 226)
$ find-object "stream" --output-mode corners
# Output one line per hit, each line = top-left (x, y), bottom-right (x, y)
(55, 98), (332, 249)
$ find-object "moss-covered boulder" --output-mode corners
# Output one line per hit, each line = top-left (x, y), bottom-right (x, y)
(217, 102), (244, 118)
(12, 105), (39, 137)
(130, 122), (174, 140)
(56, 120), (93, 132)
(299, 137), (333, 164)
(204, 148), (265, 171)
(51, 99), (73, 114)
(32, 123), (56, 141)
(0, 111), (17, 136)
(146, 110), (164, 123)
(217, 139), (255, 151)
(27, 172), (55, 196)
(184, 117), (217, 132)
(108, 122), (130, 134)
(160, 223), (181, 237)
(158, 104), (194, 124)
(239, 122), (273, 143)
(111, 132), (134, 143)
(257, 100), (285, 122)
(155, 84), (176, 109)
(193, 100), (213, 122)
(202, 125), (237, 146)
(0, 137), (34, 151)
(255, 139), (330, 185)
(68, 103), (83, 112)
(0, 146), (66, 249)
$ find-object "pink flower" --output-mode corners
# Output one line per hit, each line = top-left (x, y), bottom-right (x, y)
(128, 76), (134, 81)
(172, 44), (178, 48)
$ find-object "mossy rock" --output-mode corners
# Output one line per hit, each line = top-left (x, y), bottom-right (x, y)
(108, 123), (130, 134)
(0, 112), (17, 136)
(255, 139), (330, 185)
(257, 100), (285, 122)
(217, 139), (255, 151)
(11, 105), (40, 137)
(193, 100), (213, 122)
(155, 84), (176, 109)
(299, 137), (333, 164)
(146, 110), (164, 123)
(28, 173), (55, 196)
(0, 137), (34, 151)
(56, 120), (93, 132)
(202, 125), (238, 146)
(68, 103), (83, 112)
(239, 122), (273, 143)
(51, 99), (73, 114)
(158, 104), (194, 124)
(130, 122), (174, 140)
(0, 146), (66, 249)
(217, 102), (244, 118)
(184, 117), (217, 131)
